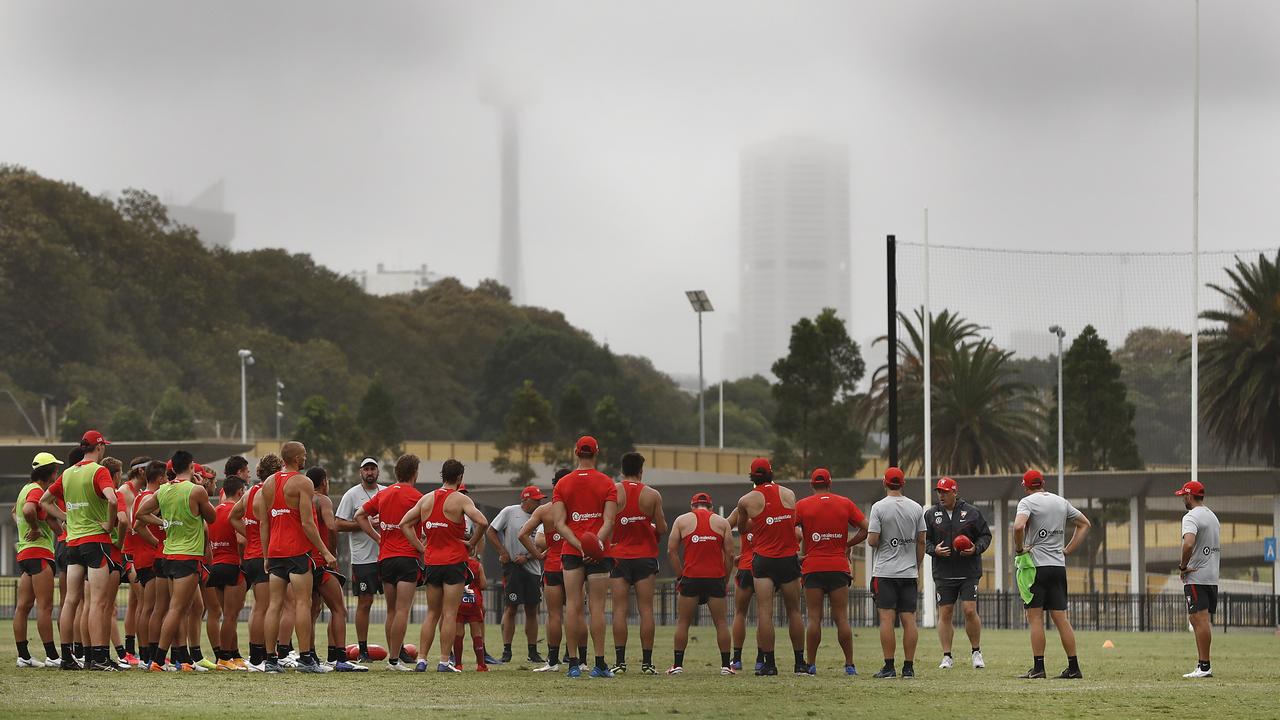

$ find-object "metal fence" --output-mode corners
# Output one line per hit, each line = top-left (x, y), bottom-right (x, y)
(2, 576), (1275, 633)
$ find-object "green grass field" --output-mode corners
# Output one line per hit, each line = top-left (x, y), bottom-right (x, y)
(1, 622), (1277, 719)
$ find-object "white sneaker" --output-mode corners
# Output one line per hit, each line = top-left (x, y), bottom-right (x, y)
(939, 655), (953, 670)
(16, 657), (42, 668)
(720, 666), (736, 675)
(666, 666), (684, 675)
(388, 660), (415, 672)
(533, 662), (561, 672)
(315, 661), (334, 673)
(191, 662), (210, 672)
(44, 657), (61, 668)
(579, 663), (589, 673)
(1183, 667), (1212, 678)
(246, 660), (266, 672)
(279, 655), (299, 669)
(971, 650), (985, 669)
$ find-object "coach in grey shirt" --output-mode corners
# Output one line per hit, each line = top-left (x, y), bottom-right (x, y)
(335, 457), (384, 661)
(487, 485), (547, 663)
(1176, 479), (1220, 678)
(866, 467), (927, 678)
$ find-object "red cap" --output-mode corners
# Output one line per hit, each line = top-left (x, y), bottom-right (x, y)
(935, 476), (957, 492)
(690, 492), (712, 506)
(521, 485), (546, 501)
(1175, 480), (1205, 497)
(1022, 469), (1044, 488)
(810, 468), (831, 486)
(575, 436), (598, 457)
(194, 463), (215, 479)
(81, 429), (110, 446)
(884, 466), (904, 487)
(750, 458), (772, 477)
(165, 459), (174, 473)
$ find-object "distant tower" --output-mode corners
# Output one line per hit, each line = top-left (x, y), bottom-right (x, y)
(480, 75), (532, 304)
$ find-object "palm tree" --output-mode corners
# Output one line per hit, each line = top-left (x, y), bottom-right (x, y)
(1199, 251), (1280, 466)
(860, 307), (983, 427)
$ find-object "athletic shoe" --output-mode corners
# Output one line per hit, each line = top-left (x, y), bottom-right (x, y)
(475, 663), (489, 672)
(296, 658), (325, 673)
(16, 657), (43, 668)
(720, 666), (736, 675)
(579, 662), (590, 673)
(279, 655), (299, 669)
(356, 653), (372, 663)
(845, 664), (857, 676)
(178, 663), (195, 672)
(1183, 667), (1212, 678)
(499, 651), (513, 663)
(60, 658), (82, 671)
(939, 655), (953, 669)
(730, 660), (742, 671)
(666, 666), (684, 675)
(528, 652), (546, 663)
(872, 667), (896, 679)
(232, 657), (247, 670)
(753, 661), (763, 673)
(641, 663), (658, 675)
(901, 665), (915, 678)
(44, 657), (61, 668)
(317, 661), (335, 673)
(1018, 667), (1046, 679)
(485, 653), (504, 665)
(533, 662), (561, 672)
(566, 664), (582, 678)
(971, 650), (985, 669)
(73, 655), (85, 668)
(793, 662), (808, 675)
(387, 660), (414, 672)
(195, 657), (216, 671)
(805, 664), (817, 676)
(191, 661), (211, 672)
(216, 659), (236, 671)
(414, 660), (428, 672)
(1055, 667), (1083, 679)
(122, 652), (141, 667)
(162, 663), (180, 672)
(589, 665), (615, 679)
(611, 662), (627, 674)
(263, 660), (283, 673)
(756, 664), (778, 676)
(245, 660), (266, 672)
(147, 661), (164, 672)
(437, 661), (462, 673)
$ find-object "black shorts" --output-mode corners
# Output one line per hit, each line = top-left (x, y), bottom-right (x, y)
(66, 542), (123, 573)
(135, 567), (156, 586)
(206, 562), (244, 589)
(562, 554), (614, 575)
(18, 557), (54, 576)
(1184, 584), (1218, 615)
(352, 562), (382, 595)
(734, 569), (754, 590)
(872, 577), (919, 613)
(55, 541), (69, 573)
(678, 576), (727, 605)
(421, 562), (468, 587)
(502, 563), (543, 605)
(751, 554), (802, 585)
(379, 556), (422, 586)
(1023, 565), (1068, 611)
(319, 568), (347, 589)
(165, 558), (202, 580)
(543, 570), (564, 587)
(803, 571), (852, 593)
(935, 578), (979, 606)
(609, 557), (658, 585)
(242, 558), (269, 587)
(268, 553), (316, 580)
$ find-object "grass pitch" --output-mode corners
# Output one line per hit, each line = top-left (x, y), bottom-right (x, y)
(1, 621), (1277, 719)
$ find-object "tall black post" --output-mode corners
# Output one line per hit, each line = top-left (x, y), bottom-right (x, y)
(887, 235), (899, 467)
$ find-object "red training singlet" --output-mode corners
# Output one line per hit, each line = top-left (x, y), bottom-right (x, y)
(361, 482), (423, 561)
(609, 480), (657, 559)
(795, 492), (865, 574)
(267, 472), (311, 558)
(208, 501), (242, 565)
(127, 491), (157, 569)
(422, 488), (468, 566)
(542, 518), (565, 573)
(681, 508), (726, 579)
(551, 468), (618, 558)
(242, 484), (263, 560)
(737, 519), (755, 571)
(749, 483), (798, 559)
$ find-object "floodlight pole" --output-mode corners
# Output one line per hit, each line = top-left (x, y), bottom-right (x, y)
(1050, 326), (1066, 496)
(238, 349), (253, 444)
(1190, 0), (1200, 484)
(922, 208), (935, 629)
(698, 310), (705, 448)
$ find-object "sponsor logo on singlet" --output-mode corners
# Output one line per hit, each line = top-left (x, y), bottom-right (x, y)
(619, 515), (646, 525)
(211, 540), (230, 549)
(66, 501), (89, 511)
(812, 532), (843, 542)
(270, 508), (291, 518)
(424, 521), (451, 530)
(690, 534), (718, 544)
(571, 511), (602, 523)
(764, 514), (792, 526)
(378, 521), (399, 531)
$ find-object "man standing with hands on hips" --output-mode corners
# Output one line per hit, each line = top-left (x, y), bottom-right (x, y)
(487, 485), (547, 665)
(924, 476), (991, 670)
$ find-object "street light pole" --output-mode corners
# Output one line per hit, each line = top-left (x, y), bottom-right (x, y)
(685, 291), (714, 448)
(1049, 326), (1066, 496)
(238, 349), (254, 445)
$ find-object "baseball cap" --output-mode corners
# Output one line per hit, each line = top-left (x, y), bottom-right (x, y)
(521, 485), (546, 501)
(750, 458), (772, 477)
(194, 463), (215, 480)
(31, 452), (63, 469)
(690, 491), (712, 506)
(575, 435), (598, 457)
(935, 476), (958, 492)
(810, 468), (831, 486)
(1022, 469), (1044, 488)
(359, 457), (379, 468)
(1175, 480), (1206, 497)
(884, 466), (905, 487)
(81, 429), (110, 446)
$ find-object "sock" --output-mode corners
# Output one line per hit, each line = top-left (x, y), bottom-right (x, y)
(191, 646), (203, 662)
(733, 647), (742, 663)
(453, 635), (464, 665)
(61, 643), (72, 662)
(233, 648), (243, 659)
(328, 646), (339, 663)
(249, 644), (265, 665)
(174, 646), (189, 665)
(642, 648), (653, 666)
(972, 646), (980, 654)
(673, 649), (685, 668)
(474, 639), (486, 665)
(358, 640), (368, 656)
(140, 645), (151, 664)
(595, 655), (607, 671)
(16, 641), (30, 660)
(1067, 655), (1079, 671)
(306, 650), (320, 664)
(944, 652), (952, 658)
(528, 643), (538, 659)
(278, 643), (292, 658)
(883, 658), (895, 669)
(763, 650), (775, 667)
(1033, 655), (1045, 671)
(903, 660), (914, 672)
(566, 655), (579, 668)
(44, 641), (59, 660)
(755, 648), (764, 665)
(125, 635), (136, 655)
(115, 644), (127, 660)
(615, 646), (626, 666)
(73, 642), (84, 658)
(794, 649), (805, 667)
(266, 652), (277, 665)
(579, 645), (587, 664)
(721, 651), (731, 668)
(156, 647), (169, 666)
(95, 646), (108, 665)
(1199, 659), (1211, 671)
(215, 649), (227, 661)
(548, 645), (560, 665)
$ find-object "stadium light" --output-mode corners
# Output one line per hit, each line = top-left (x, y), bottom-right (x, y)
(685, 291), (714, 448)
(238, 349), (254, 444)
(1049, 326), (1066, 496)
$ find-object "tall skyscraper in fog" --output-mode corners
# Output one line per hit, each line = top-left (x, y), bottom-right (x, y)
(732, 137), (851, 379)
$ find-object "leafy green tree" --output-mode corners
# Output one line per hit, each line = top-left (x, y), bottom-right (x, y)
(545, 384), (592, 466)
(1200, 251), (1280, 466)
(357, 374), (402, 456)
(1115, 327), (1193, 466)
(1051, 325), (1142, 470)
(592, 395), (634, 477)
(294, 395), (356, 468)
(771, 308), (866, 477)
(151, 387), (196, 440)
(492, 380), (556, 485)
(58, 396), (95, 441)
(108, 405), (151, 441)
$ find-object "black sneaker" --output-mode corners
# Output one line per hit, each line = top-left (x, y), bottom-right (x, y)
(500, 651), (513, 664)
(89, 660), (122, 672)
(528, 652), (546, 664)
(356, 653), (372, 663)
(1056, 667), (1083, 679)
(901, 666), (915, 678)
(1019, 667), (1047, 679)
(872, 667), (897, 679)
(754, 664), (777, 676)
(793, 662), (809, 676)
(60, 658), (82, 671)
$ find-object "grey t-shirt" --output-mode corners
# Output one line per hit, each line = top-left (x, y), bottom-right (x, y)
(1181, 505), (1221, 585)
(1015, 491), (1082, 568)
(336, 482), (382, 566)
(868, 495), (926, 579)
(492, 504), (541, 576)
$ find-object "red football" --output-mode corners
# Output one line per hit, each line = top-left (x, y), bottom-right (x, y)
(579, 532), (605, 561)
(402, 644), (417, 658)
(952, 535), (974, 552)
(347, 643), (388, 661)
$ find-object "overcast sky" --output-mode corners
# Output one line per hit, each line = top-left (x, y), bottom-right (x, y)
(3, 0), (1277, 379)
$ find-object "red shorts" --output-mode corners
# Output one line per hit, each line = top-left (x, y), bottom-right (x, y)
(457, 598), (484, 624)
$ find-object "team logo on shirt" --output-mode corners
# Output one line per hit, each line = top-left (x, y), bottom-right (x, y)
(552, 532), (562, 542)
(746, 532), (753, 542)
(424, 521), (451, 530)
(571, 511), (602, 522)
(812, 532), (842, 542)
(1037, 529), (1049, 539)
(764, 514), (791, 526)
(270, 508), (291, 518)
(378, 521), (399, 531)
(934, 516), (942, 525)
(960, 511), (968, 519)
(66, 501), (88, 511)
(619, 515), (646, 526)
(690, 535), (717, 544)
